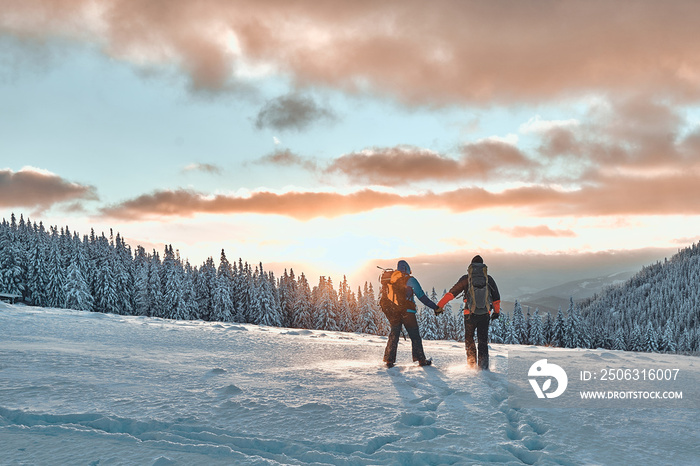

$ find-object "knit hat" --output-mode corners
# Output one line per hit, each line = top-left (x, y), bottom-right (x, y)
(397, 260), (411, 274)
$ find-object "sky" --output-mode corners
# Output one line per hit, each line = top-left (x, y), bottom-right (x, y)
(2, 1), (700, 299)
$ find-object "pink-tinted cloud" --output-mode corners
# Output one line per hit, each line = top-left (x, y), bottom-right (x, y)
(0, 167), (98, 210)
(4, 1), (700, 102)
(100, 169), (700, 221)
(538, 97), (689, 168)
(324, 141), (532, 186)
(100, 188), (407, 221)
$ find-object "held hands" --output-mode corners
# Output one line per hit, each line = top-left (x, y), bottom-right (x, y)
(490, 312), (500, 321)
(434, 306), (445, 316)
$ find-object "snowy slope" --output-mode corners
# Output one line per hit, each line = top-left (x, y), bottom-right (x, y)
(1, 303), (698, 465)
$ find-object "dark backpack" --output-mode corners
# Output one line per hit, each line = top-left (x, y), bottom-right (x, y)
(467, 263), (490, 315)
(378, 268), (416, 318)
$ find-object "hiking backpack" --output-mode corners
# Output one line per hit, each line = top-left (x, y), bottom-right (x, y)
(378, 268), (416, 317)
(467, 263), (491, 315)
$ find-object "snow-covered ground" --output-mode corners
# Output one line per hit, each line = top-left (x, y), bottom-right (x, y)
(1, 303), (698, 465)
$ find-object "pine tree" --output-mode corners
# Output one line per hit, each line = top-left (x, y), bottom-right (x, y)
(419, 288), (439, 340)
(543, 312), (553, 346)
(292, 273), (313, 329)
(133, 246), (151, 316)
(661, 321), (676, 353)
(643, 321), (659, 353)
(159, 246), (180, 319)
(147, 251), (164, 317)
(64, 258), (94, 312)
(178, 261), (199, 320)
(313, 276), (338, 331)
(506, 312), (518, 345)
(114, 234), (135, 315)
(553, 307), (566, 347)
(45, 241), (65, 308)
(197, 257), (217, 321)
(490, 313), (505, 344)
(530, 309), (545, 346)
(629, 324), (644, 352)
(96, 253), (120, 314)
(25, 232), (48, 306)
(564, 299), (586, 349)
(252, 264), (282, 327)
(511, 301), (526, 345)
(0, 226), (25, 297)
(443, 296), (462, 341)
(337, 276), (354, 332)
(354, 284), (375, 335)
(278, 269), (297, 328)
(610, 326), (625, 351)
(232, 260), (252, 323)
(212, 274), (234, 322)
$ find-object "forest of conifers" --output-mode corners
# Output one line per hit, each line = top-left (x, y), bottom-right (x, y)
(1, 214), (697, 354)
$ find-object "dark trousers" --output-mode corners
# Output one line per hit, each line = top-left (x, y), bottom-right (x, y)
(464, 313), (490, 370)
(383, 311), (426, 364)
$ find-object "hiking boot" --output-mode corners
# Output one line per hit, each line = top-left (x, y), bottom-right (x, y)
(418, 359), (432, 367)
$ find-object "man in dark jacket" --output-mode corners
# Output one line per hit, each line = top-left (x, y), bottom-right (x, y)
(381, 260), (439, 368)
(437, 255), (501, 370)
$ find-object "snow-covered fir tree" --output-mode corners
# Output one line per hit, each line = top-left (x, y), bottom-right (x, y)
(0, 224), (25, 297)
(355, 284), (378, 335)
(64, 243), (93, 312)
(210, 250), (235, 322)
(530, 309), (545, 346)
(45, 240), (66, 309)
(443, 295), (463, 342)
(553, 307), (566, 347)
(252, 263), (282, 327)
(292, 273), (313, 329)
(419, 288), (440, 340)
(336, 276), (354, 333)
(543, 311), (554, 346)
(511, 301), (526, 345)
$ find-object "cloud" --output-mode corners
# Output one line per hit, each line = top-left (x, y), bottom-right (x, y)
(324, 141), (532, 186)
(182, 163), (223, 175)
(100, 167), (700, 221)
(254, 93), (336, 131)
(253, 149), (318, 171)
(324, 146), (460, 185)
(520, 116), (579, 134)
(256, 95), (700, 189)
(99, 188), (407, 221)
(5, 1), (700, 103)
(0, 166), (98, 211)
(492, 225), (577, 238)
(530, 96), (700, 183)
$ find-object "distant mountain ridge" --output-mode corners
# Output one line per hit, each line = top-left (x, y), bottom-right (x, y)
(513, 271), (636, 314)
